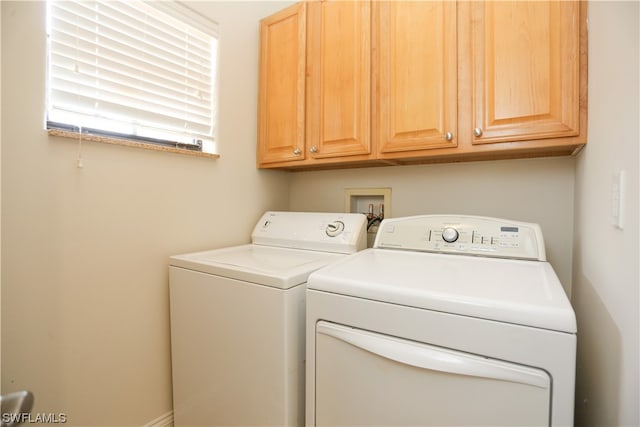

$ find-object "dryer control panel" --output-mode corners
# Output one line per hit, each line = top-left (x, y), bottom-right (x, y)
(374, 215), (546, 261)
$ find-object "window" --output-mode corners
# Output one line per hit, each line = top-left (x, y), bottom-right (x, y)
(46, 0), (219, 154)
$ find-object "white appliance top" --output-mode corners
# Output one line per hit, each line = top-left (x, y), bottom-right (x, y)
(169, 211), (367, 289)
(170, 244), (346, 289)
(309, 215), (576, 333)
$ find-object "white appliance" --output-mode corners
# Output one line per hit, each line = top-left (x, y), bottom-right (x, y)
(169, 211), (367, 427)
(306, 215), (577, 427)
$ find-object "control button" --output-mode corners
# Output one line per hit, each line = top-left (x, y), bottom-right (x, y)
(442, 227), (459, 243)
(326, 221), (345, 237)
(472, 232), (482, 244)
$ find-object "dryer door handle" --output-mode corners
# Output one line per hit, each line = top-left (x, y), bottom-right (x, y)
(317, 322), (550, 389)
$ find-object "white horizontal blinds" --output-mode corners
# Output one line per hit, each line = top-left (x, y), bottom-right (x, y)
(48, 0), (217, 146)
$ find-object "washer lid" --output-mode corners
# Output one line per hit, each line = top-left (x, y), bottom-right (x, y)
(170, 244), (345, 289)
(308, 249), (576, 333)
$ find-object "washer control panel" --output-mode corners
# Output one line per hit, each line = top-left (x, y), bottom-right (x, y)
(374, 215), (546, 261)
(251, 211), (367, 254)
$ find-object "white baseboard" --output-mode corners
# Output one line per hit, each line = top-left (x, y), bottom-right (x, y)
(143, 411), (173, 427)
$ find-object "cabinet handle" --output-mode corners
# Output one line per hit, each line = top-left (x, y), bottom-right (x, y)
(474, 128), (483, 137)
(445, 132), (454, 141)
(293, 148), (301, 156)
(309, 146), (318, 154)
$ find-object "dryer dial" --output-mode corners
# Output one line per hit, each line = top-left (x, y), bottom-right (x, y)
(442, 227), (459, 243)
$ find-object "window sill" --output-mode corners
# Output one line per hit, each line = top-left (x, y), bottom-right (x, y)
(48, 129), (220, 160)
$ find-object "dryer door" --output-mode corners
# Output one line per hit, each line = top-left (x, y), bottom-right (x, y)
(315, 321), (551, 426)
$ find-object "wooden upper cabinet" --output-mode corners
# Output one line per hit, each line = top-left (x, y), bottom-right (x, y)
(375, 1), (458, 156)
(470, 1), (581, 144)
(257, 3), (306, 166)
(306, 0), (372, 159)
(257, 0), (586, 170)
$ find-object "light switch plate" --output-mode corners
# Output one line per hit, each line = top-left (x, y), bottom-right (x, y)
(612, 170), (625, 229)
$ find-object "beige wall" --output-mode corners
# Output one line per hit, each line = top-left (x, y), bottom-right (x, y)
(572, 2), (640, 425)
(1, 1), (289, 425)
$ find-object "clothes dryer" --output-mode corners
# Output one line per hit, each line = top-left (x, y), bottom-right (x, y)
(170, 211), (366, 427)
(306, 215), (576, 427)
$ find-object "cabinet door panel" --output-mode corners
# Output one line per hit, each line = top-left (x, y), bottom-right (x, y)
(307, 0), (371, 159)
(258, 3), (306, 165)
(375, 1), (457, 155)
(472, 1), (580, 144)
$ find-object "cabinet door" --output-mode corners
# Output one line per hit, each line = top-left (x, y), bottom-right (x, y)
(375, 1), (457, 156)
(257, 3), (306, 165)
(306, 0), (371, 159)
(471, 1), (580, 144)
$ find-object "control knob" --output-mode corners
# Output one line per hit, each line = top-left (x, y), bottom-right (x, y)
(442, 226), (459, 243)
(326, 221), (345, 237)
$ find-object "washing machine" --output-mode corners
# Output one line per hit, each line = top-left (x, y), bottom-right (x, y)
(169, 211), (367, 427)
(306, 215), (577, 427)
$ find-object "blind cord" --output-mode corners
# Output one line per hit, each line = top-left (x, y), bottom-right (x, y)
(77, 126), (84, 169)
